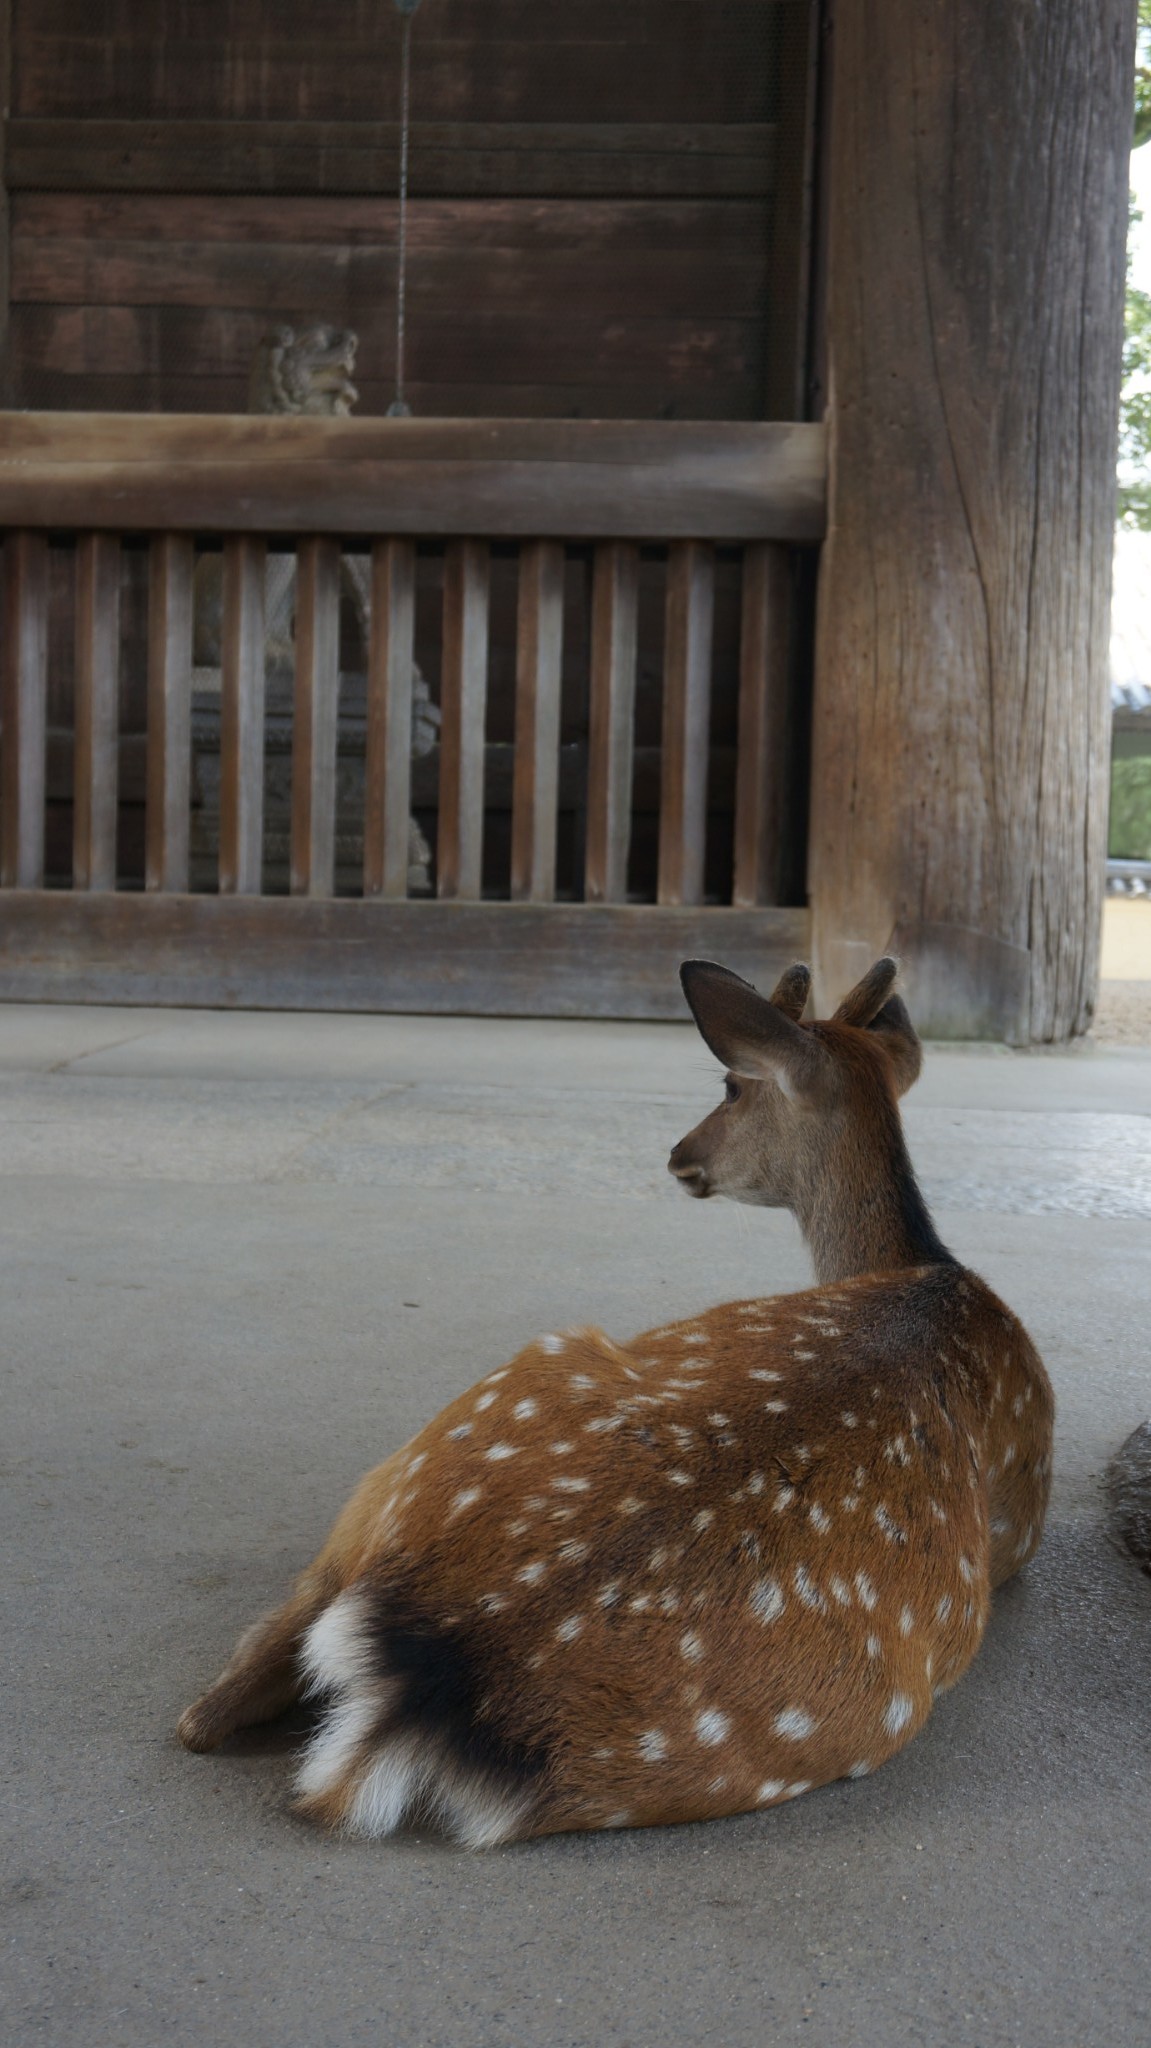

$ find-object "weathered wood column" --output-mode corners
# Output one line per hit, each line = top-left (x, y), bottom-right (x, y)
(810, 0), (1135, 1040)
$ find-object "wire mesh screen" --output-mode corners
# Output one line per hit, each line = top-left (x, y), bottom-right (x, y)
(7, 0), (816, 421)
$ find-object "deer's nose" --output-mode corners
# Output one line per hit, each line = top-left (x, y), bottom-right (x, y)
(668, 1144), (711, 1196)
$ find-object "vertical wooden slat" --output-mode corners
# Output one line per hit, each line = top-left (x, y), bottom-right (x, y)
(290, 536), (341, 897)
(437, 539), (490, 901)
(363, 537), (417, 899)
(218, 534), (266, 895)
(510, 540), (565, 903)
(145, 533), (193, 893)
(657, 540), (715, 907)
(73, 531), (121, 891)
(0, 531), (48, 888)
(585, 541), (639, 904)
(733, 542), (793, 908)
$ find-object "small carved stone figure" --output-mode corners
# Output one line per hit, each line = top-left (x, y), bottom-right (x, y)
(1104, 1420), (1151, 1573)
(192, 324), (436, 891)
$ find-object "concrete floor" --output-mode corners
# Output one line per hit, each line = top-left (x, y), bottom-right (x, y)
(2, 1004), (1150, 2048)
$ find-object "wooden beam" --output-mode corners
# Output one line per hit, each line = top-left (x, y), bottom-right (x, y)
(0, 531), (47, 888)
(0, 415), (827, 542)
(6, 119), (777, 201)
(218, 534), (266, 895)
(809, 0), (1134, 1042)
(0, 0), (11, 406)
(0, 891), (809, 1021)
(437, 540), (490, 901)
(289, 536), (341, 898)
(658, 541), (715, 906)
(145, 533), (193, 893)
(72, 530), (120, 891)
(732, 542), (792, 907)
(510, 540), (564, 903)
(363, 537), (417, 900)
(584, 541), (639, 904)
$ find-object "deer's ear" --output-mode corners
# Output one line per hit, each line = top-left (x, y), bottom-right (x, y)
(833, 956), (899, 1028)
(866, 993), (923, 1095)
(768, 961), (811, 1022)
(679, 961), (827, 1099)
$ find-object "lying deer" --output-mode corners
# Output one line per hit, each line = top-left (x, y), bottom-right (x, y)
(178, 957), (1053, 1845)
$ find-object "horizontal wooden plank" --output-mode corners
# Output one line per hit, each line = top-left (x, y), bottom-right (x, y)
(18, 1), (788, 50)
(12, 192), (771, 253)
(7, 121), (777, 199)
(12, 236), (770, 323)
(10, 302), (760, 386)
(0, 415), (826, 540)
(0, 892), (810, 1019)
(12, 35), (776, 125)
(11, 374), (766, 424)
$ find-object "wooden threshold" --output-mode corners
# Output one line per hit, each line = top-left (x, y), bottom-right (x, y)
(0, 894), (809, 1019)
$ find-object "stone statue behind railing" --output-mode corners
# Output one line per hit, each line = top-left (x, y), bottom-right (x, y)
(192, 324), (439, 892)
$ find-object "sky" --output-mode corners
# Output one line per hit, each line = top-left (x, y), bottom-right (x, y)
(1131, 140), (1151, 292)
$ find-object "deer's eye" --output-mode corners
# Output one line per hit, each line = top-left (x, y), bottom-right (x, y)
(724, 1076), (741, 1105)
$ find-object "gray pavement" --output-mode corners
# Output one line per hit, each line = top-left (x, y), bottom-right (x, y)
(2, 1005), (1149, 2048)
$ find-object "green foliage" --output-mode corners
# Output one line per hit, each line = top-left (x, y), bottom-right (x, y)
(1137, 0), (1151, 149)
(1109, 755), (1151, 860)
(1122, 6), (1151, 526)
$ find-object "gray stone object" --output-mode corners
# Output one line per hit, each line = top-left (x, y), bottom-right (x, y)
(1104, 1418), (1151, 1570)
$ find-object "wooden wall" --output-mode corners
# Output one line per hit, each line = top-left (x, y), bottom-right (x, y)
(2, 0), (814, 421)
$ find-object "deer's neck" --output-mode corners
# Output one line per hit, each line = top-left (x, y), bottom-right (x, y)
(796, 1106), (955, 1286)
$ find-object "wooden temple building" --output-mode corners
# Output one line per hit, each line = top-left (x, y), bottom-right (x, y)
(0, 0), (1136, 1040)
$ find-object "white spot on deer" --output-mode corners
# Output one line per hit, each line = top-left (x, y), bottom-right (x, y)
(764, 1399), (789, 1415)
(750, 1577), (785, 1624)
(847, 1760), (872, 1778)
(792, 1349), (817, 1362)
(583, 1414), (623, 1434)
(558, 1540), (590, 1565)
(854, 1571), (877, 1610)
(957, 1554), (974, 1583)
(603, 1810), (631, 1828)
(516, 1561), (546, 1586)
(866, 1634), (881, 1658)
(841, 1412), (859, 1429)
(449, 1486), (482, 1519)
(475, 1392), (497, 1412)
(484, 1442), (519, 1462)
(506, 1518), (529, 1538)
(695, 1709), (730, 1746)
(477, 1592), (508, 1615)
(929, 1498), (947, 1523)
(681, 1631), (704, 1661)
(447, 1422), (473, 1441)
(874, 1504), (907, 1545)
(637, 1729), (668, 1762)
(512, 1399), (537, 1422)
(592, 1745), (615, 1761)
(793, 1566), (825, 1612)
(775, 1707), (817, 1741)
(747, 1473), (766, 1496)
(552, 1476), (590, 1493)
(808, 1504), (831, 1533)
(569, 1374), (596, 1393)
(829, 1575), (851, 1606)
(681, 1333), (708, 1345)
(556, 1615), (584, 1643)
(750, 1368), (783, 1383)
(597, 1581), (621, 1608)
(629, 1593), (652, 1612)
(990, 1515), (1011, 1537)
(841, 1494), (861, 1512)
(883, 1693), (914, 1736)
(1002, 1442), (1017, 1468)
(936, 1593), (952, 1622)
(899, 1605), (915, 1637)
(618, 1496), (645, 1515)
(774, 1486), (795, 1513)
(793, 1445), (811, 1465)
(539, 1334), (565, 1355)
(708, 1412), (731, 1428)
(692, 1508), (715, 1532)
(757, 1779), (786, 1803)
(647, 1548), (668, 1573)
(666, 1470), (695, 1486)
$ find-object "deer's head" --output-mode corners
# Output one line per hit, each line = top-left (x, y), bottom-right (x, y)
(668, 957), (923, 1211)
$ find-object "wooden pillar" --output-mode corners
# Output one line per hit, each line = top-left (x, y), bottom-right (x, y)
(809, 0), (1134, 1041)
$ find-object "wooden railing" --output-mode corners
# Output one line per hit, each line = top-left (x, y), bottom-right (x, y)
(0, 415), (824, 1017)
